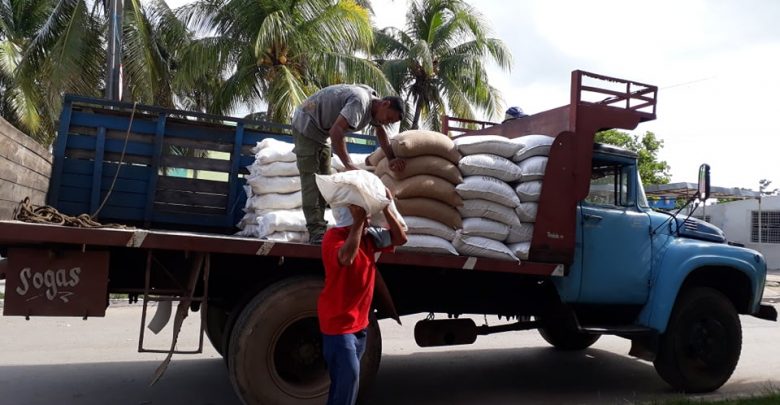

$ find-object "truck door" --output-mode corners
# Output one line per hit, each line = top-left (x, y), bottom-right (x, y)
(576, 162), (652, 304)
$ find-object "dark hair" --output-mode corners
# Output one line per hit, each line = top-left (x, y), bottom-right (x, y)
(382, 96), (405, 116)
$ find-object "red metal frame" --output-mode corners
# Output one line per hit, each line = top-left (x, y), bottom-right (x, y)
(443, 70), (657, 265)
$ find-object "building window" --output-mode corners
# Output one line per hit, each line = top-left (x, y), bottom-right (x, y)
(751, 211), (780, 243)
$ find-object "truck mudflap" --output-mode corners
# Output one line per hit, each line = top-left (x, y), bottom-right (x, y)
(3, 248), (109, 318)
(753, 304), (778, 321)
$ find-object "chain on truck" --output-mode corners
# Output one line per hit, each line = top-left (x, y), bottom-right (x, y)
(0, 70), (776, 404)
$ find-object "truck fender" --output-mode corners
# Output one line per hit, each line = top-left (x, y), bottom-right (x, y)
(637, 254), (760, 333)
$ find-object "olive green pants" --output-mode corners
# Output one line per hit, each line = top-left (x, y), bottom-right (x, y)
(293, 130), (331, 238)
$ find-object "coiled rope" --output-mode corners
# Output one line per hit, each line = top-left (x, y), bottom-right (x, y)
(13, 197), (128, 228)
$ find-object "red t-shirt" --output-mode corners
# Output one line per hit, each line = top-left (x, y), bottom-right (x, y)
(318, 226), (392, 335)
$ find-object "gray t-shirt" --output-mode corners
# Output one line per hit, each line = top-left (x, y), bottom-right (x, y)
(292, 84), (379, 144)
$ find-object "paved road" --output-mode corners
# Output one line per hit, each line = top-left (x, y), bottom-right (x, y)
(1, 296), (779, 405)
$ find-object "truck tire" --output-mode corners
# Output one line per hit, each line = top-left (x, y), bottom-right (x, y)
(227, 276), (382, 405)
(653, 287), (741, 393)
(538, 317), (600, 351)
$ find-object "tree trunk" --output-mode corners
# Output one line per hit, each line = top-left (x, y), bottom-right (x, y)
(411, 99), (423, 129)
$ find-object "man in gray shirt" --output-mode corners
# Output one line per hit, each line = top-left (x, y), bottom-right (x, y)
(292, 84), (406, 244)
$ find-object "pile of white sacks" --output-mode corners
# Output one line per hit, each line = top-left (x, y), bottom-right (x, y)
(452, 134), (553, 260)
(236, 137), (370, 241)
(236, 132), (555, 262)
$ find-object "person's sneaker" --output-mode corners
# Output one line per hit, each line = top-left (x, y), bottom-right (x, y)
(308, 233), (324, 245)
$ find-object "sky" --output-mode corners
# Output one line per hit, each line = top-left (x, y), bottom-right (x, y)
(166, 0), (780, 191)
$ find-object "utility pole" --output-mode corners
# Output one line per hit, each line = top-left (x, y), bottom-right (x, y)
(105, 0), (123, 101)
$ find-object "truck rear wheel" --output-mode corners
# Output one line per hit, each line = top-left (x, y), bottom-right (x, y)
(227, 276), (381, 405)
(653, 287), (741, 393)
(537, 315), (600, 351)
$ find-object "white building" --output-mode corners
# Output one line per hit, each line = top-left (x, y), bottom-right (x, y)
(702, 196), (780, 271)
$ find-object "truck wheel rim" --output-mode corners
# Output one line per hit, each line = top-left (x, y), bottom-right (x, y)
(685, 317), (727, 366)
(269, 315), (329, 398)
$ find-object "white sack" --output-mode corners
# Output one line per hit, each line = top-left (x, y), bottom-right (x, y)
(367, 199), (408, 232)
(459, 199), (521, 227)
(263, 231), (308, 243)
(515, 202), (538, 222)
(515, 181), (543, 202)
(237, 212), (260, 229)
(453, 135), (523, 158)
(246, 191), (302, 211)
(403, 216), (454, 240)
(506, 223), (534, 244)
(249, 160), (300, 177)
(246, 174), (301, 195)
(458, 154), (522, 182)
(510, 134), (554, 162)
(235, 225), (260, 237)
(257, 210), (307, 237)
(457, 176), (521, 208)
(397, 234), (458, 256)
(462, 218), (510, 241)
(453, 231), (518, 261)
(332, 153), (374, 172)
(516, 156), (548, 181)
(508, 242), (531, 260)
(315, 170), (390, 215)
(254, 138), (296, 164)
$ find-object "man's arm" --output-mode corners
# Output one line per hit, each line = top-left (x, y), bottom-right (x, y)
(382, 188), (408, 246)
(375, 125), (406, 172)
(338, 205), (367, 266)
(330, 115), (359, 171)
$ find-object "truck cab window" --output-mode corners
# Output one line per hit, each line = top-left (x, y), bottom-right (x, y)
(584, 163), (634, 207)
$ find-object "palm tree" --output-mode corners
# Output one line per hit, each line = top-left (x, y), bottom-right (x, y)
(372, 0), (511, 130)
(176, 0), (392, 122)
(0, 0), (63, 143)
(2, 0), (189, 145)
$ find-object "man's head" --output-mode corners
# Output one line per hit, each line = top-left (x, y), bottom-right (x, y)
(372, 96), (405, 126)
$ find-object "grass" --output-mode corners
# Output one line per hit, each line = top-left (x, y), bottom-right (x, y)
(659, 392), (780, 405)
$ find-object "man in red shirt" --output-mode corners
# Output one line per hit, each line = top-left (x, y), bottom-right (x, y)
(318, 191), (407, 405)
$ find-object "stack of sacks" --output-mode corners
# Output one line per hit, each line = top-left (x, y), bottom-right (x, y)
(237, 137), (337, 241)
(331, 152), (374, 172)
(506, 134), (554, 259)
(453, 135), (526, 261)
(373, 130), (463, 255)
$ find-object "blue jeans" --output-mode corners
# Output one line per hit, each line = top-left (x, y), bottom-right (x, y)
(322, 329), (367, 405)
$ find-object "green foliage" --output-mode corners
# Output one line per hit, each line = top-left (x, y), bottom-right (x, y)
(595, 129), (672, 186)
(372, 0), (511, 131)
(177, 0), (391, 122)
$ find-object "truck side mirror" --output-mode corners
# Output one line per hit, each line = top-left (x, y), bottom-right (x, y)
(698, 164), (711, 201)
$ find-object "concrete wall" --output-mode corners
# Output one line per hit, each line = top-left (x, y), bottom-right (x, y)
(0, 117), (52, 219)
(704, 196), (780, 270)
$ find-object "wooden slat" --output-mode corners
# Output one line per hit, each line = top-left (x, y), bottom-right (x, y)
(66, 149), (153, 165)
(156, 189), (227, 207)
(105, 129), (154, 144)
(164, 137), (234, 153)
(161, 155), (230, 172)
(157, 176), (229, 194)
(153, 203), (225, 216)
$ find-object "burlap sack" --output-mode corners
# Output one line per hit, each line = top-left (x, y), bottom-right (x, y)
(382, 174), (463, 207)
(391, 130), (461, 164)
(375, 155), (463, 185)
(395, 197), (463, 229)
(367, 148), (386, 167)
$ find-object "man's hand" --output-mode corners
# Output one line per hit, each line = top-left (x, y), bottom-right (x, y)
(388, 158), (406, 172)
(343, 161), (360, 171)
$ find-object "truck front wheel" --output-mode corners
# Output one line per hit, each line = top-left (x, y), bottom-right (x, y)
(227, 276), (381, 405)
(653, 287), (741, 393)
